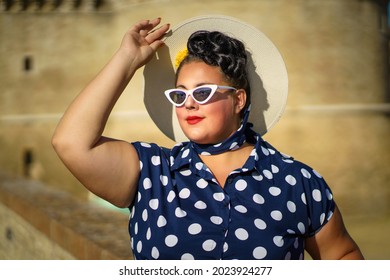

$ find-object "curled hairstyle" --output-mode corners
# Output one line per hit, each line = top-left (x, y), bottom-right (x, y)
(177, 30), (251, 113)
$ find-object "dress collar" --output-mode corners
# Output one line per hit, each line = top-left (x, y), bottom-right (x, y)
(170, 132), (278, 176)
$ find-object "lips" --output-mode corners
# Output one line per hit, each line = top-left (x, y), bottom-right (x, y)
(186, 116), (203, 125)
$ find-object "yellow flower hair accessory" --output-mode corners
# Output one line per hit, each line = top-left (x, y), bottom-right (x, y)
(174, 48), (188, 69)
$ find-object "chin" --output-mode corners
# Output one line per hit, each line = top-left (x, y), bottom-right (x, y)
(186, 134), (221, 145)
(184, 132), (209, 144)
(180, 124), (223, 144)
(186, 135), (206, 144)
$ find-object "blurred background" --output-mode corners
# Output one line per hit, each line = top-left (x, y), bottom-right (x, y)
(0, 0), (389, 259)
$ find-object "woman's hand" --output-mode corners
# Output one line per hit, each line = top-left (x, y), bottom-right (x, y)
(120, 18), (170, 71)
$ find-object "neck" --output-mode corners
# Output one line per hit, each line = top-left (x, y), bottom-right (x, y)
(199, 143), (254, 187)
(190, 106), (253, 155)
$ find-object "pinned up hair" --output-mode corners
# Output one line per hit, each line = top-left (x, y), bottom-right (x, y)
(177, 30), (251, 110)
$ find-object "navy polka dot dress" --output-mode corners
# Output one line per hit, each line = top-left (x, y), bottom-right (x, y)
(129, 137), (335, 260)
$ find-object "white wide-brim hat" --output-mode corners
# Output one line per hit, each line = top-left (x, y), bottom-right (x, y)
(143, 15), (288, 142)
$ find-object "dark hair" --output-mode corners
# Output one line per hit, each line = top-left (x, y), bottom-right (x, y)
(177, 30), (251, 113)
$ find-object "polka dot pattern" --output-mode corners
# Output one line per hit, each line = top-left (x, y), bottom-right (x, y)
(129, 139), (335, 260)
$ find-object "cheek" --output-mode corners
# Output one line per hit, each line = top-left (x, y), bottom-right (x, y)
(213, 100), (235, 118)
(175, 107), (185, 119)
(205, 104), (236, 128)
(175, 107), (189, 128)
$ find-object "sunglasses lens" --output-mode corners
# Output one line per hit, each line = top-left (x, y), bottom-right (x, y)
(193, 87), (213, 102)
(169, 90), (186, 105)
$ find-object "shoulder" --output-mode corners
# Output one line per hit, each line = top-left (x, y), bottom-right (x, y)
(258, 141), (335, 234)
(132, 141), (170, 154)
(131, 141), (192, 166)
(258, 139), (332, 193)
(131, 141), (171, 164)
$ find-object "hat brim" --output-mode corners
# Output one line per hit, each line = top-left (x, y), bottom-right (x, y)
(143, 15), (288, 142)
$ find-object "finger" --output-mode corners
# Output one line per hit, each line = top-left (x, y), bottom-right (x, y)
(149, 17), (162, 27)
(132, 19), (150, 32)
(145, 23), (170, 43)
(131, 20), (152, 37)
(148, 40), (165, 52)
(134, 18), (162, 36)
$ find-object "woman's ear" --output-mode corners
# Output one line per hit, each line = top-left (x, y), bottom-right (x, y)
(234, 89), (247, 114)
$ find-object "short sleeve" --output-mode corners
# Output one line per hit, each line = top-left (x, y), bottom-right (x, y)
(297, 164), (335, 236)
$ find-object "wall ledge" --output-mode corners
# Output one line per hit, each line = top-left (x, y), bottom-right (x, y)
(0, 172), (133, 260)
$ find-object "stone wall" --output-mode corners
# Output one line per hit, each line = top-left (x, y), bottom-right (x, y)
(0, 172), (133, 259)
(0, 203), (75, 259)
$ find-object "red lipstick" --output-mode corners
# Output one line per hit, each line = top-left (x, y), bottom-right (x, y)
(186, 116), (203, 125)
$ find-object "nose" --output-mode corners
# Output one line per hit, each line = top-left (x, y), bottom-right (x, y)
(184, 95), (198, 110)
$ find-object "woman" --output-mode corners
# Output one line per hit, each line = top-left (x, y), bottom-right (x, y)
(52, 17), (364, 260)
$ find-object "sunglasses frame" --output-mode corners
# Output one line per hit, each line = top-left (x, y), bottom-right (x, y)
(164, 84), (237, 107)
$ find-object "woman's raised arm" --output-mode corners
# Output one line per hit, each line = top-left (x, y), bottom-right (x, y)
(52, 18), (170, 208)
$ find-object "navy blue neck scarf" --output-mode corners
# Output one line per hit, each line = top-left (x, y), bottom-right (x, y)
(190, 105), (257, 155)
